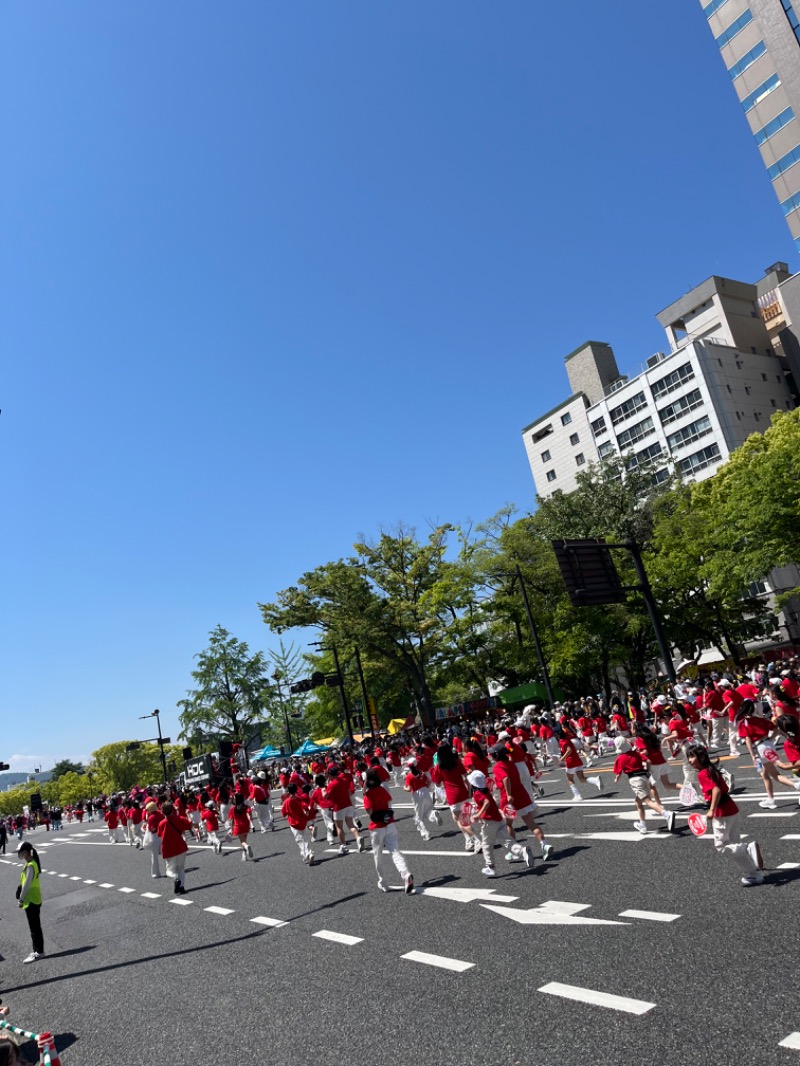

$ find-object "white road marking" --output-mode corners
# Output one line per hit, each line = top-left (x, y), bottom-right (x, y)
(205, 906), (234, 916)
(141, 892), (161, 899)
(619, 909), (680, 922)
(539, 982), (654, 1014)
(312, 930), (363, 946)
(250, 916), (289, 928)
(401, 950), (474, 972)
(57, 873), (68, 878)
(779, 1033), (800, 1050)
(119, 887), (136, 893)
(539, 901), (592, 915)
(99, 883), (114, 888)
(69, 876), (81, 881)
(781, 834), (800, 840)
(418, 887), (519, 903)
(169, 898), (193, 906)
(323, 848), (474, 857)
(481, 903), (628, 926)
(83, 879), (97, 884)
(578, 832), (669, 842)
(749, 811), (797, 818)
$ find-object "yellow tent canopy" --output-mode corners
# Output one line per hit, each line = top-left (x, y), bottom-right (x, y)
(313, 737), (335, 747)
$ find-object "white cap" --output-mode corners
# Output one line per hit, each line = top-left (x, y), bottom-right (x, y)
(497, 731), (510, 741)
(656, 695), (668, 705)
(717, 679), (731, 687)
(614, 736), (631, 753)
(769, 677), (784, 685)
(467, 770), (487, 789)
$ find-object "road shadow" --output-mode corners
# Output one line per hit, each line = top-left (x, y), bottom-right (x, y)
(2, 930), (265, 994)
(286, 891), (367, 923)
(549, 845), (591, 860)
(182, 879), (236, 893)
(45, 946), (95, 960)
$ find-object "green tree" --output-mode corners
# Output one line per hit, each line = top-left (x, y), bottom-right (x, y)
(88, 741), (183, 793)
(47, 772), (93, 807)
(0, 783), (37, 816)
(50, 759), (86, 781)
(177, 626), (270, 745)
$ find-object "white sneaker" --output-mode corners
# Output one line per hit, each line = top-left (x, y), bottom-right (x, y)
(433, 812), (443, 826)
(741, 874), (764, 886)
(481, 866), (496, 878)
(377, 881), (388, 892)
(542, 843), (554, 862)
(665, 811), (676, 832)
(523, 845), (534, 868)
(247, 844), (254, 858)
(590, 776), (602, 791)
(571, 793), (584, 803)
(633, 820), (647, 835)
(758, 799), (778, 810)
(404, 873), (415, 895)
(339, 845), (349, 855)
(241, 852), (248, 862)
(23, 952), (42, 964)
(357, 836), (365, 853)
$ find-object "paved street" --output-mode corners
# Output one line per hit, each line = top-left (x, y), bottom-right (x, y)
(2, 754), (799, 1066)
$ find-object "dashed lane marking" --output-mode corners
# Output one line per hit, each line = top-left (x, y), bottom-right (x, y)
(619, 909), (680, 922)
(779, 1033), (800, 1050)
(539, 982), (655, 1015)
(169, 898), (193, 906)
(312, 930), (363, 946)
(205, 906), (234, 916)
(119, 887), (136, 893)
(141, 892), (161, 899)
(749, 811), (797, 818)
(99, 883), (114, 888)
(83, 880), (96, 884)
(401, 950), (474, 972)
(250, 916), (289, 928)
(69, 876), (81, 881)
(778, 862), (800, 869)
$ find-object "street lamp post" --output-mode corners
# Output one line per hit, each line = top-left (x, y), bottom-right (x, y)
(272, 672), (294, 755)
(139, 709), (168, 784)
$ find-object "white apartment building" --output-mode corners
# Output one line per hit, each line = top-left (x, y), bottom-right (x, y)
(522, 268), (798, 499)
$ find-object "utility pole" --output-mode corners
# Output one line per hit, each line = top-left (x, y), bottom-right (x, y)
(271, 672), (294, 754)
(515, 565), (556, 710)
(331, 643), (356, 749)
(354, 646), (376, 740)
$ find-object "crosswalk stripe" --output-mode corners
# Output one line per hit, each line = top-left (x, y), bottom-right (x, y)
(619, 909), (680, 922)
(250, 916), (289, 928)
(401, 950), (474, 972)
(539, 982), (654, 1014)
(313, 930), (363, 946)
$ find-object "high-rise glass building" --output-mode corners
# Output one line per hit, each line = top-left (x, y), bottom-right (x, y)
(702, 0), (800, 250)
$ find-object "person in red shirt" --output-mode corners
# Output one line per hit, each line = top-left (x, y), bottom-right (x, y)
(468, 770), (529, 876)
(403, 760), (441, 840)
(251, 775), (274, 833)
(430, 743), (479, 853)
(281, 784), (316, 865)
(735, 700), (800, 809)
(310, 774), (336, 845)
(717, 680), (743, 757)
(609, 709), (631, 738)
(558, 735), (601, 802)
(775, 715), (800, 776)
(200, 802), (224, 854)
(362, 769), (413, 894)
(228, 795), (254, 861)
(127, 801), (144, 850)
(491, 747), (553, 863)
(634, 723), (679, 796)
(157, 801), (192, 894)
(687, 744), (763, 886)
(104, 803), (122, 844)
(612, 738), (675, 834)
(325, 767), (363, 855)
(143, 802), (165, 878)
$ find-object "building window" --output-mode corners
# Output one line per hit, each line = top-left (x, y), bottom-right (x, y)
(651, 467), (670, 486)
(780, 189), (800, 216)
(715, 8), (753, 48)
(762, 373), (768, 381)
(650, 362), (695, 400)
(728, 40), (766, 81)
(546, 470), (557, 483)
(745, 386), (751, 395)
(532, 424), (552, 443)
(590, 416), (607, 437)
(772, 398), (777, 406)
(609, 391), (647, 427)
(754, 411), (761, 421)
(569, 432), (580, 446)
(658, 388), (704, 426)
(767, 142), (800, 180)
(626, 441), (663, 471)
(753, 106), (794, 146)
(666, 415), (713, 451)
(781, 0), (800, 43)
(741, 73), (781, 112)
(679, 443), (722, 475)
(598, 441), (614, 459)
(540, 449), (551, 463)
(703, 0), (729, 16)
(616, 416), (655, 450)
(736, 359), (743, 368)
(560, 412), (572, 426)
(746, 579), (769, 598)
(575, 453), (585, 466)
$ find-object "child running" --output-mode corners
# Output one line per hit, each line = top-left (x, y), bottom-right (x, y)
(362, 768), (414, 894)
(229, 794), (254, 861)
(612, 738), (675, 835)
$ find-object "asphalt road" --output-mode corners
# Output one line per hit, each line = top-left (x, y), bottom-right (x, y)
(1, 747), (799, 1066)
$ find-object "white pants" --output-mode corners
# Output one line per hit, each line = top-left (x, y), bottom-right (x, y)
(130, 822), (143, 845)
(108, 827), (123, 843)
(320, 808), (336, 841)
(370, 822), (410, 887)
(710, 716), (726, 748)
(255, 803), (273, 830)
(712, 814), (757, 876)
(411, 789), (434, 837)
(166, 852), (186, 885)
(145, 832), (162, 876)
(478, 819), (525, 865)
(290, 825), (314, 861)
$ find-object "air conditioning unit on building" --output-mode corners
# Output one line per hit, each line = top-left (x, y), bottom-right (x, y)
(647, 352), (667, 368)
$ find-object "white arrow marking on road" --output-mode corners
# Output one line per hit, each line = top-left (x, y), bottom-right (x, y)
(418, 887), (519, 904)
(480, 903), (629, 926)
(538, 901), (592, 915)
(779, 1032), (800, 1050)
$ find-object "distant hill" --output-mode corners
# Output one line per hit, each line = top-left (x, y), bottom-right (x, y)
(0, 771), (53, 790)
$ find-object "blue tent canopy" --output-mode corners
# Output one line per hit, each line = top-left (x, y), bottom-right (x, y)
(292, 738), (330, 757)
(252, 745), (285, 760)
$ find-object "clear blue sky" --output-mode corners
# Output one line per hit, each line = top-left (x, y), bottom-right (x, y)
(1, 1), (793, 770)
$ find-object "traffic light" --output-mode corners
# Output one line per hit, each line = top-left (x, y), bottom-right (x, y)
(289, 672), (327, 694)
(125, 743), (142, 752)
(0, 762), (9, 771)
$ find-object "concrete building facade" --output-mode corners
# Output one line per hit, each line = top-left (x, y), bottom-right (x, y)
(701, 0), (800, 250)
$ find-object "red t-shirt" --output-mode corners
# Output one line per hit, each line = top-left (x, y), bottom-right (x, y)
(229, 807), (252, 835)
(281, 794), (310, 830)
(722, 689), (743, 719)
(325, 777), (353, 811)
(430, 761), (469, 805)
(309, 786), (332, 810)
(613, 751), (647, 777)
(492, 761), (531, 809)
(577, 716), (594, 737)
(405, 771), (429, 793)
(463, 751), (490, 776)
(104, 810), (119, 829)
(634, 737), (666, 766)
(738, 716), (772, 743)
(783, 737), (800, 763)
(611, 713), (630, 733)
(362, 785), (395, 829)
(415, 750), (433, 774)
(592, 716), (608, 735)
(668, 716), (692, 741)
(157, 813), (191, 859)
(472, 785), (502, 822)
(698, 767), (738, 818)
(559, 738), (583, 770)
(201, 809), (219, 831)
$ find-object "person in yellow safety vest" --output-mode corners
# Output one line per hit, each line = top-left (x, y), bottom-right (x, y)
(16, 842), (45, 964)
